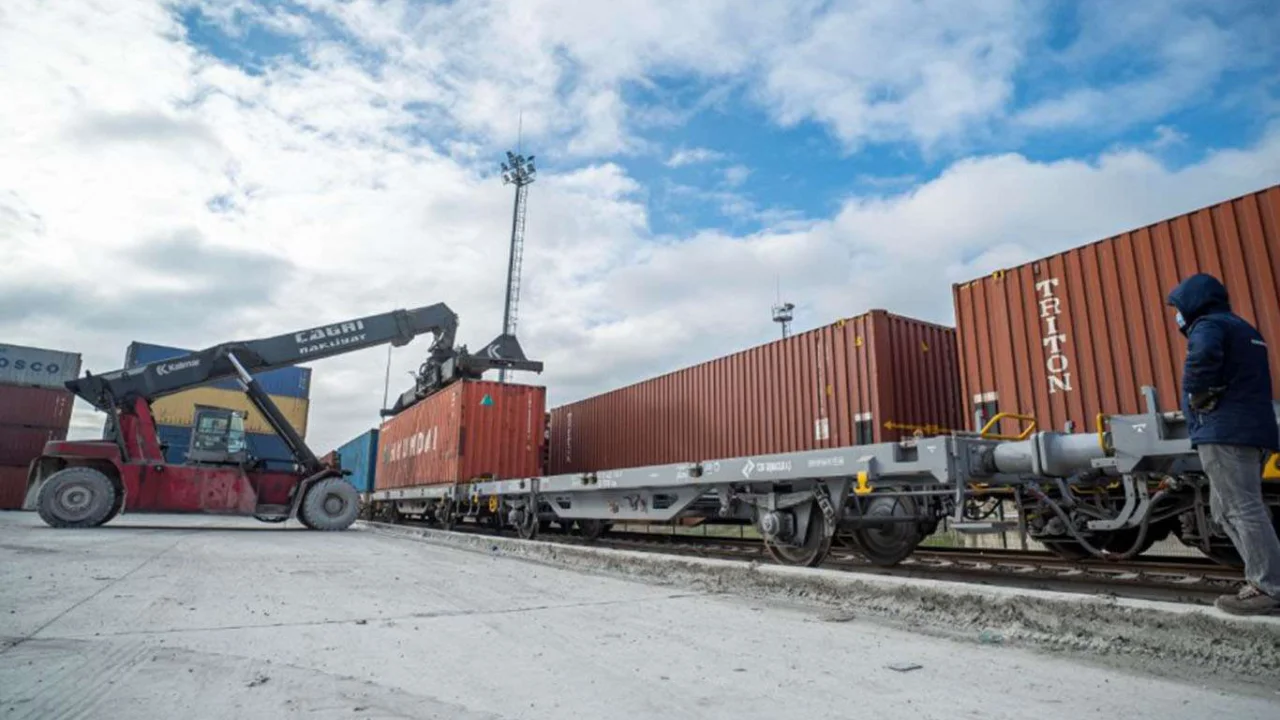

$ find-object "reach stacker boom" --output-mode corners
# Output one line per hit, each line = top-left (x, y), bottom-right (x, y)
(27, 303), (541, 531)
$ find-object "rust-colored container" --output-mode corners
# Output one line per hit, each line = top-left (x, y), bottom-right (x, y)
(548, 310), (963, 474)
(0, 426), (65, 467)
(375, 380), (547, 489)
(0, 385), (74, 430)
(954, 184), (1280, 435)
(0, 461), (29, 507)
(0, 465), (29, 510)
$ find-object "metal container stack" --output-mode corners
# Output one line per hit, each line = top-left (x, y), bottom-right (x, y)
(547, 310), (963, 475)
(0, 343), (82, 509)
(953, 183), (1280, 435)
(336, 428), (379, 493)
(122, 342), (312, 472)
(375, 380), (546, 490)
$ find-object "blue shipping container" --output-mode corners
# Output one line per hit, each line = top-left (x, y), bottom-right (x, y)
(125, 342), (312, 399)
(335, 428), (378, 492)
(154, 424), (301, 473)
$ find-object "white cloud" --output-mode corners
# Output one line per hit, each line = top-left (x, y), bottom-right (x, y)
(1014, 0), (1277, 134)
(758, 0), (1034, 150)
(1151, 125), (1189, 150)
(722, 165), (751, 187)
(2, 0), (1279, 459)
(195, 0), (1272, 154)
(666, 147), (726, 168)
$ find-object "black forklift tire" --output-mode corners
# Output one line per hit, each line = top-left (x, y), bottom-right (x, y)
(299, 478), (360, 531)
(37, 467), (118, 529)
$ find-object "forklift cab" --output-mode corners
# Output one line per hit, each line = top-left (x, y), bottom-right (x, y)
(186, 405), (249, 465)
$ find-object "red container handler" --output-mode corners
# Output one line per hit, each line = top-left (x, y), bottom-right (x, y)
(0, 385), (75, 430)
(548, 310), (963, 475)
(0, 426), (65, 467)
(375, 380), (547, 489)
(953, 184), (1280, 436)
(0, 465), (30, 510)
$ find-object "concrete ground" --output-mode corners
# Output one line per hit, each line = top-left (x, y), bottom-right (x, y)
(1, 512), (1277, 720)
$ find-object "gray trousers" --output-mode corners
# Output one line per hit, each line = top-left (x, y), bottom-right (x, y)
(1198, 444), (1280, 597)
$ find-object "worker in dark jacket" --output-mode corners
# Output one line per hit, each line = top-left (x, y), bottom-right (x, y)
(1168, 273), (1280, 615)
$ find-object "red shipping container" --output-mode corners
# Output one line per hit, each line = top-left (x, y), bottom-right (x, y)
(375, 380), (547, 489)
(548, 310), (964, 474)
(0, 465), (30, 510)
(0, 425), (65, 467)
(953, 184), (1280, 436)
(0, 385), (74, 430)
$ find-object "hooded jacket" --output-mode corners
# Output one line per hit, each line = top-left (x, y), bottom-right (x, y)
(1167, 273), (1279, 451)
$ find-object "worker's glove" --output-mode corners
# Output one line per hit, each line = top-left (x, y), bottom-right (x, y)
(1189, 387), (1226, 412)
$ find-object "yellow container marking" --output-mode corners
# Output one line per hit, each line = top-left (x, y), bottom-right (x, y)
(149, 386), (310, 437)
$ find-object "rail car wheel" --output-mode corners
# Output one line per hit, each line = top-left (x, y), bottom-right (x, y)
(513, 505), (539, 540)
(1041, 539), (1091, 561)
(851, 496), (923, 567)
(37, 467), (118, 529)
(378, 501), (402, 524)
(1102, 523), (1169, 556)
(1201, 507), (1280, 566)
(1042, 520), (1171, 561)
(577, 519), (607, 541)
(761, 502), (832, 567)
(1202, 545), (1244, 567)
(1170, 514), (1257, 568)
(835, 532), (862, 550)
(299, 477), (360, 531)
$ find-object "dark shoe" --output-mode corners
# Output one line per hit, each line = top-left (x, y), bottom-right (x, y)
(1215, 584), (1280, 616)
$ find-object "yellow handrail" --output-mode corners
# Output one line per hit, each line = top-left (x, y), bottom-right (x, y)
(978, 412), (1037, 441)
(1095, 413), (1111, 453)
(883, 421), (964, 435)
(1264, 453), (1280, 481)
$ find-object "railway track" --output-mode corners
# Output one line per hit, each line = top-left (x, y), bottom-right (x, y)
(367, 518), (1247, 606)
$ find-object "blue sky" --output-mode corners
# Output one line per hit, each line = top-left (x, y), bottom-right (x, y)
(3, 0), (1279, 447)
(174, 0), (1280, 239)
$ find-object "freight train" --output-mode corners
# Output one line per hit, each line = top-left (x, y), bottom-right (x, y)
(360, 184), (1280, 569)
(361, 378), (1280, 568)
(8, 186), (1278, 571)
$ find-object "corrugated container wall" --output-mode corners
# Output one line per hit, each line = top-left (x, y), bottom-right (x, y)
(548, 310), (963, 475)
(336, 428), (378, 493)
(0, 466), (29, 510)
(0, 346), (75, 504)
(0, 427), (65, 467)
(149, 386), (310, 437)
(125, 344), (311, 448)
(375, 380), (546, 490)
(126, 342), (312, 398)
(953, 184), (1280, 436)
(0, 343), (81, 389)
(0, 385), (74, 429)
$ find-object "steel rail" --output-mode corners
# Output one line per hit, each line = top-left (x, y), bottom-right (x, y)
(363, 518), (1242, 606)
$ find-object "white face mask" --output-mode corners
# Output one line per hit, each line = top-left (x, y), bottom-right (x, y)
(1175, 311), (1186, 329)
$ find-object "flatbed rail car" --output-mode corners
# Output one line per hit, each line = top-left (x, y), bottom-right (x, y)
(364, 387), (1280, 569)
